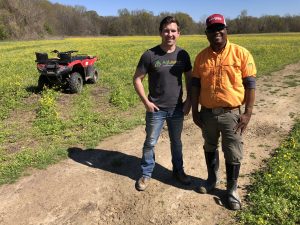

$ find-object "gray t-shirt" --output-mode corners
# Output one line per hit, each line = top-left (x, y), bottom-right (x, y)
(137, 45), (192, 108)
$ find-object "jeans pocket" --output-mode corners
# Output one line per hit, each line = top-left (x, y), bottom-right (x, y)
(231, 112), (240, 124)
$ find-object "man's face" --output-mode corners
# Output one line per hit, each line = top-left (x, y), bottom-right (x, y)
(206, 24), (227, 47)
(160, 22), (180, 47)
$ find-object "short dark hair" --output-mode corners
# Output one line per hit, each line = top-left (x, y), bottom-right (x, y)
(159, 16), (180, 32)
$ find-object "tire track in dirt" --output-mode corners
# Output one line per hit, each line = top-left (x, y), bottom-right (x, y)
(0, 62), (299, 225)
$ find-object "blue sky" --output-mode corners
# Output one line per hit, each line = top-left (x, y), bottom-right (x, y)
(49, 0), (300, 22)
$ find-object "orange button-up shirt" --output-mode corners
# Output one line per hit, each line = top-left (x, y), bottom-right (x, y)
(192, 40), (256, 108)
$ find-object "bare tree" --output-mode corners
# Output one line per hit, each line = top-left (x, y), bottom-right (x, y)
(0, 2), (300, 40)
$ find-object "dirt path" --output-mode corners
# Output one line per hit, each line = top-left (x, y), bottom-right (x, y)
(0, 62), (299, 225)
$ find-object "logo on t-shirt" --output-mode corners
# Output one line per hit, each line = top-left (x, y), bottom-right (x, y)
(154, 60), (162, 68)
(154, 60), (179, 68)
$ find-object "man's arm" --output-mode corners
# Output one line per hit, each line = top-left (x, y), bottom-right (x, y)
(183, 70), (192, 115)
(234, 80), (256, 134)
(133, 69), (159, 112)
(191, 77), (203, 128)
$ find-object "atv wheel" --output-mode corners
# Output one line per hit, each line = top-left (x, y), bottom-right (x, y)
(69, 72), (83, 93)
(38, 75), (52, 91)
(88, 67), (99, 84)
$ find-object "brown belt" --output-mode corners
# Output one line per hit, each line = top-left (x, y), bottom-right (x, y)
(201, 106), (241, 115)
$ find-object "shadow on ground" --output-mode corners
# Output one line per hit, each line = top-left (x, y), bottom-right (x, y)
(67, 147), (203, 190)
(25, 85), (41, 94)
(68, 147), (228, 207)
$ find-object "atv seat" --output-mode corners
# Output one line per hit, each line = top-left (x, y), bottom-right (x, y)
(72, 55), (89, 61)
(58, 52), (72, 63)
(35, 52), (48, 64)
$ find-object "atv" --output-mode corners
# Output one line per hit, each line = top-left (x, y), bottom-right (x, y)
(35, 50), (99, 93)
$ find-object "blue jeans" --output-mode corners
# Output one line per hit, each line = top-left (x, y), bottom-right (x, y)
(141, 108), (184, 178)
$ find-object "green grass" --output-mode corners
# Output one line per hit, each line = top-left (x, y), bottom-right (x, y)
(0, 147), (67, 184)
(0, 33), (300, 186)
(237, 120), (300, 225)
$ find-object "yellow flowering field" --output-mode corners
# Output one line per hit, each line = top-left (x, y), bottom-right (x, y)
(1, 33), (300, 117)
(0, 33), (300, 185)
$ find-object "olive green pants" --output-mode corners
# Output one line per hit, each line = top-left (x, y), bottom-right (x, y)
(199, 109), (243, 164)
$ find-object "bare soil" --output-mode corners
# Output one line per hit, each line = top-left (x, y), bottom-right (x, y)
(0, 62), (299, 225)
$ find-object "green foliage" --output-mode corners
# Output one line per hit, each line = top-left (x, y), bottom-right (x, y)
(70, 88), (143, 147)
(0, 147), (67, 185)
(34, 89), (66, 135)
(44, 23), (53, 35)
(238, 121), (300, 225)
(0, 24), (8, 40)
(109, 85), (139, 110)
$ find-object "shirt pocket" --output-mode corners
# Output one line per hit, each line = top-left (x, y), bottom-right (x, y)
(221, 62), (242, 88)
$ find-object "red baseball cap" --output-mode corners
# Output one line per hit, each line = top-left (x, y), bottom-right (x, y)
(206, 14), (226, 28)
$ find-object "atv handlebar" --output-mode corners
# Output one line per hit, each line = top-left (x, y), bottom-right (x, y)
(67, 50), (78, 53)
(51, 50), (78, 54)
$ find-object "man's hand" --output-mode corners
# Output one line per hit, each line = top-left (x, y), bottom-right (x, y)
(234, 113), (251, 135)
(183, 98), (192, 115)
(192, 111), (203, 128)
(145, 101), (159, 112)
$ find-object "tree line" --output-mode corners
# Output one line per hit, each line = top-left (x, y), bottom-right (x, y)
(0, 0), (299, 40)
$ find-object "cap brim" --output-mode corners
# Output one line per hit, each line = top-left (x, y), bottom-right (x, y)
(206, 23), (226, 29)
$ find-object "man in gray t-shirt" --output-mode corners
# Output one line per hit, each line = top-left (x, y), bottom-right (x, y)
(133, 16), (192, 191)
(137, 45), (192, 108)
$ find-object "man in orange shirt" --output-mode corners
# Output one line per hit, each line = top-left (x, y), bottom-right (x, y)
(191, 14), (256, 210)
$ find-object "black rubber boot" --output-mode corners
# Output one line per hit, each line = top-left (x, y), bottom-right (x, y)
(226, 162), (241, 210)
(199, 151), (219, 194)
